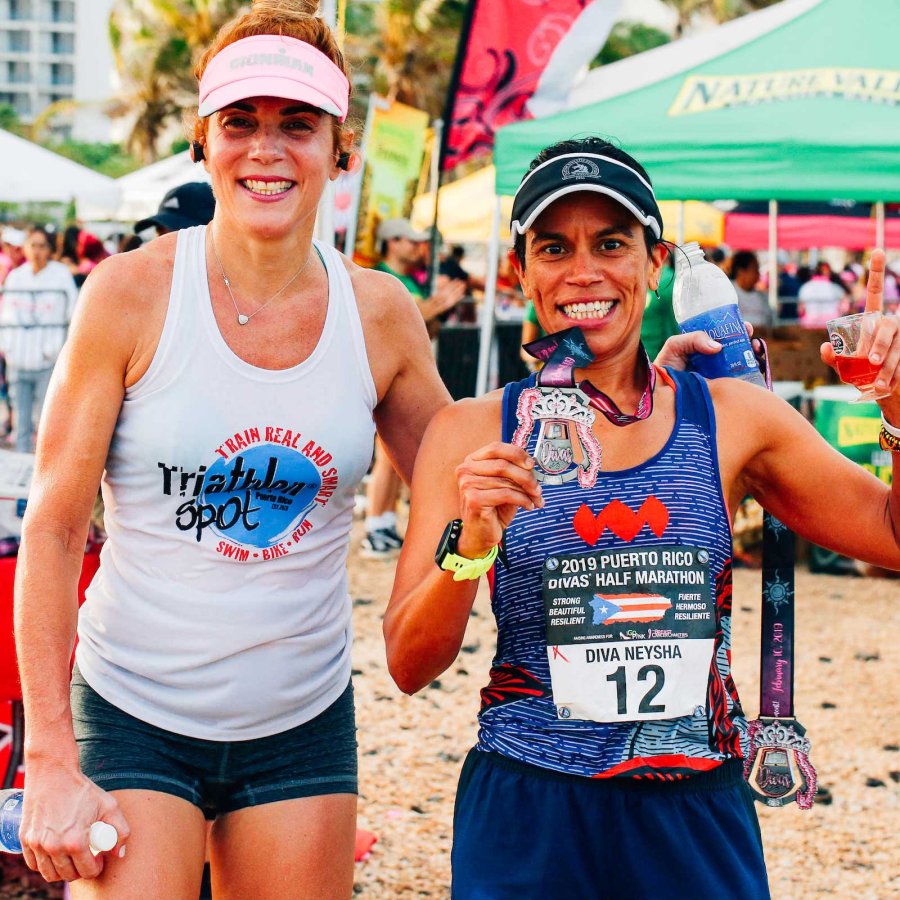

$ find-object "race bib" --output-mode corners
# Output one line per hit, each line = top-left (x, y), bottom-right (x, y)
(542, 546), (716, 722)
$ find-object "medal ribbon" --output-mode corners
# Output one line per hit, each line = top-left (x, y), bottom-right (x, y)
(759, 511), (796, 719)
(523, 327), (656, 426)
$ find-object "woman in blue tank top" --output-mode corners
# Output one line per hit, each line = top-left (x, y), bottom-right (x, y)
(386, 137), (900, 899)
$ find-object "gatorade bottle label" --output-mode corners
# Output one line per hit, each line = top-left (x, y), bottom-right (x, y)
(680, 304), (762, 381)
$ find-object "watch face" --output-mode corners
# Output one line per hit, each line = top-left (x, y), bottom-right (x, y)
(435, 519), (462, 565)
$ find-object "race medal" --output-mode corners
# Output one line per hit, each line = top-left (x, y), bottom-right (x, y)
(542, 545), (716, 722)
(514, 327), (657, 489)
(512, 386), (602, 487)
(745, 717), (817, 809)
(744, 512), (817, 809)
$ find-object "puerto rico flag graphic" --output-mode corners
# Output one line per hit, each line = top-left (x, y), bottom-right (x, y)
(589, 593), (672, 625)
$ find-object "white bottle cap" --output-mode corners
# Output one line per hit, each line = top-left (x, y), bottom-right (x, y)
(89, 821), (118, 854)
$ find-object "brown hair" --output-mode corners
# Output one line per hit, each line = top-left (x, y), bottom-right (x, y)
(190, 0), (353, 153)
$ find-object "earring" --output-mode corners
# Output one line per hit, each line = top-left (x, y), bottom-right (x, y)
(190, 140), (205, 163)
(337, 151), (351, 171)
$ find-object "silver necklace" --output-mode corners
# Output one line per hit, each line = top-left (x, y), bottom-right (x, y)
(211, 234), (314, 325)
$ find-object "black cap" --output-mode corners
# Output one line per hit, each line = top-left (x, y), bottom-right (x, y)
(135, 182), (215, 233)
(511, 153), (663, 240)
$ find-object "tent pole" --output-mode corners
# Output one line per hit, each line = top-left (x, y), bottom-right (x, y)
(875, 200), (885, 249)
(677, 201), (685, 246)
(428, 118), (444, 294)
(476, 195), (502, 396)
(768, 199), (778, 317)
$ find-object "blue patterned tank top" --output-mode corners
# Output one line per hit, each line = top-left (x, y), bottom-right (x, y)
(476, 367), (746, 779)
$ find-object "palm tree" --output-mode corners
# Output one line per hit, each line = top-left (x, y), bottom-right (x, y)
(108, 0), (244, 162)
(664, 0), (781, 36)
(344, 0), (465, 119)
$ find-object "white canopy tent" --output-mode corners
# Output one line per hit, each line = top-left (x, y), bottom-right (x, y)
(0, 129), (121, 218)
(115, 151), (210, 223)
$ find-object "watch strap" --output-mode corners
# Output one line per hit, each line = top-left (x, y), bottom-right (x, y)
(439, 544), (499, 581)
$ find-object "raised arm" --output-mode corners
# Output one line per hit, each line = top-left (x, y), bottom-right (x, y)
(13, 250), (162, 881)
(715, 379), (900, 572)
(384, 398), (541, 694)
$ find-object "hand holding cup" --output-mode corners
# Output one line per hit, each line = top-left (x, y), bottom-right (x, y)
(822, 250), (900, 408)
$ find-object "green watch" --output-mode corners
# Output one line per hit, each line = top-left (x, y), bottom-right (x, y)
(434, 519), (499, 581)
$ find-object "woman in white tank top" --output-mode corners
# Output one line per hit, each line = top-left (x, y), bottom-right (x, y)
(12, 2), (455, 897)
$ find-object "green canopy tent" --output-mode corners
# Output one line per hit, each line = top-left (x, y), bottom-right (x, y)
(495, 0), (900, 201)
(475, 0), (900, 392)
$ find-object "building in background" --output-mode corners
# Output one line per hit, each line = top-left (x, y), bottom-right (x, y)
(0, 0), (116, 140)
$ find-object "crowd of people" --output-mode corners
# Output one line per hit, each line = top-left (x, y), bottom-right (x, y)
(1, 3), (898, 898)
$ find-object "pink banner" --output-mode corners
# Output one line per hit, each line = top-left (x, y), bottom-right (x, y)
(725, 213), (900, 250)
(444, 0), (595, 170)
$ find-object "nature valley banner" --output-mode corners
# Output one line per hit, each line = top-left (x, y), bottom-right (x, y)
(669, 67), (900, 117)
(355, 96), (430, 264)
(442, 0), (622, 170)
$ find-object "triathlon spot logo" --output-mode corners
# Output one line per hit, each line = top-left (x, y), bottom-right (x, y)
(158, 425), (339, 561)
(830, 333), (847, 355)
(561, 158), (600, 180)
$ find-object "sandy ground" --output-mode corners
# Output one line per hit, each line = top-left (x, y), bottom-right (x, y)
(2, 523), (897, 898)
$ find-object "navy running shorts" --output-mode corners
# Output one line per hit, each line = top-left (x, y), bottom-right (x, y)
(71, 665), (357, 820)
(452, 748), (770, 900)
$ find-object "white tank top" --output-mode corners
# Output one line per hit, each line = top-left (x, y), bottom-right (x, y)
(76, 225), (377, 740)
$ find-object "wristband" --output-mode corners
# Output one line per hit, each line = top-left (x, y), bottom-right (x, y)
(434, 519), (500, 581)
(882, 414), (900, 439)
(880, 417), (900, 453)
(440, 544), (500, 581)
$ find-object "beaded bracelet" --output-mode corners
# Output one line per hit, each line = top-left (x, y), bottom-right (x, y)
(880, 415), (900, 453)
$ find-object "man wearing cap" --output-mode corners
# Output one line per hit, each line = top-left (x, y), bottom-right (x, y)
(134, 181), (216, 237)
(361, 218), (466, 559)
(375, 218), (465, 323)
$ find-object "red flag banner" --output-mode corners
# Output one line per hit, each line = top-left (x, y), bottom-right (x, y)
(443, 0), (622, 171)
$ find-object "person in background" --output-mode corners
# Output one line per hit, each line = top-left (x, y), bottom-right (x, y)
(0, 225), (78, 452)
(76, 232), (110, 278)
(362, 218), (464, 559)
(118, 234), (143, 254)
(708, 246), (729, 272)
(58, 225), (81, 277)
(730, 250), (772, 327)
(519, 299), (544, 371)
(798, 260), (847, 327)
(0, 226), (26, 435)
(134, 181), (216, 238)
(0, 227), (26, 284)
(639, 251), (678, 358)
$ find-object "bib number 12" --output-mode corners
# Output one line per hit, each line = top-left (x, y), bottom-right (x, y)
(606, 664), (666, 716)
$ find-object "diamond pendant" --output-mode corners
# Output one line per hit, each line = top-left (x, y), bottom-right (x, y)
(237, 314), (249, 325)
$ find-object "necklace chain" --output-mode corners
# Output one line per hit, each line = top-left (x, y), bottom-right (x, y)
(211, 233), (313, 326)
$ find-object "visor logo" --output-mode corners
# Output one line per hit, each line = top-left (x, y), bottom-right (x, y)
(561, 158), (601, 180)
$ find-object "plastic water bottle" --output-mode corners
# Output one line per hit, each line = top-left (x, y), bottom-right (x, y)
(0, 790), (117, 855)
(673, 242), (767, 387)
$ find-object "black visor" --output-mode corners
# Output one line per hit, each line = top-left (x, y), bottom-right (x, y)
(510, 153), (663, 239)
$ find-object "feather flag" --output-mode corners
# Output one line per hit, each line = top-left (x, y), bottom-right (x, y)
(441, 0), (623, 171)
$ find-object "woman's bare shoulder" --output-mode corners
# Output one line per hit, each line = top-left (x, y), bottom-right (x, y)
(422, 390), (506, 459)
(80, 233), (177, 312)
(342, 253), (421, 319)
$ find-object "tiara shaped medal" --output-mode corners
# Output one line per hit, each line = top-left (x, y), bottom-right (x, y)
(512, 386), (601, 487)
(512, 328), (602, 487)
(744, 717), (817, 809)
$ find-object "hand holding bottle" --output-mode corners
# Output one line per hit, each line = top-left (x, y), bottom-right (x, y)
(9, 763), (129, 883)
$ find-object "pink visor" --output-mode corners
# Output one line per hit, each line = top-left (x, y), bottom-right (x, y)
(198, 34), (349, 121)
